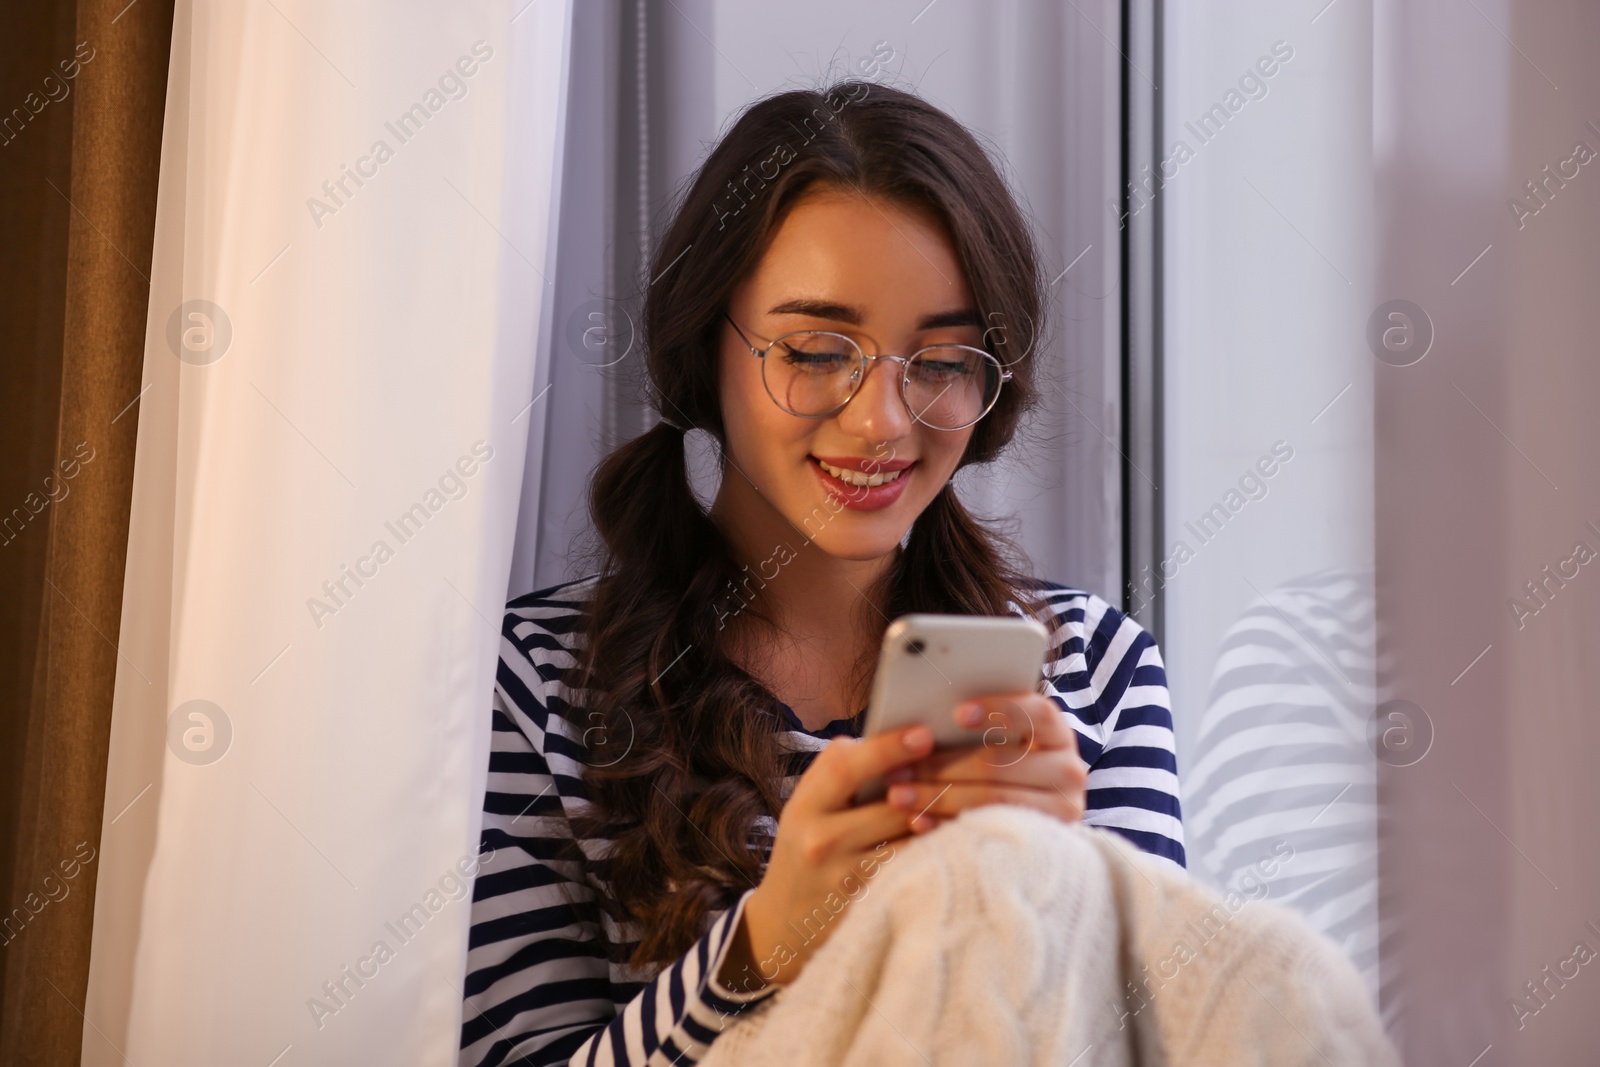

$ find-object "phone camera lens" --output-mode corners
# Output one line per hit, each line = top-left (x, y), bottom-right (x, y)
(905, 638), (926, 656)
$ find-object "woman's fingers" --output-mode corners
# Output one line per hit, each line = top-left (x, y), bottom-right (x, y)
(885, 776), (1086, 826)
(823, 799), (921, 854)
(787, 725), (936, 814)
(776, 801), (914, 870)
(897, 694), (1085, 786)
(956, 692), (1078, 752)
(886, 696), (1091, 830)
(921, 744), (1088, 792)
(788, 697), (1081, 819)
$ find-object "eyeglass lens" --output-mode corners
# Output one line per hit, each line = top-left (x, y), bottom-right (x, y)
(762, 332), (1000, 429)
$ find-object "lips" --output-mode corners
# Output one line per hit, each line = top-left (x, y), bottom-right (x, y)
(808, 455), (915, 511)
(810, 454), (916, 475)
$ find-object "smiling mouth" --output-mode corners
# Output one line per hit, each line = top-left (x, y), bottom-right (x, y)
(812, 457), (909, 488)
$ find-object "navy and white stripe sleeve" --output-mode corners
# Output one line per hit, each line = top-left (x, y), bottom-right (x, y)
(564, 887), (775, 1067)
(1035, 583), (1187, 867)
(461, 586), (776, 1067)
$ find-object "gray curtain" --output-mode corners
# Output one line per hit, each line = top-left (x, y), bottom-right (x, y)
(508, 0), (1127, 605)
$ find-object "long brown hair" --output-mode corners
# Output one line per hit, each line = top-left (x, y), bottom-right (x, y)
(563, 78), (1050, 968)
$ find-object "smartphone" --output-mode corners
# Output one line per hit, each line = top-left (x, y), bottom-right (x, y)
(852, 612), (1051, 805)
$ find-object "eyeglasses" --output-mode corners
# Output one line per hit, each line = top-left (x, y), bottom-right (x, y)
(724, 313), (1011, 431)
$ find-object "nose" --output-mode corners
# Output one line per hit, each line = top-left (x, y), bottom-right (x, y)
(835, 356), (914, 445)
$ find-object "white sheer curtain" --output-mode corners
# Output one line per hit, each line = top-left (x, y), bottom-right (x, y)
(83, 1), (571, 1063)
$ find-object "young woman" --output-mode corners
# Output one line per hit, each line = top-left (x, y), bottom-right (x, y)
(459, 80), (1184, 1067)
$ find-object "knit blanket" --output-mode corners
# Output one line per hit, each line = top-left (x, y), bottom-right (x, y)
(699, 805), (1398, 1067)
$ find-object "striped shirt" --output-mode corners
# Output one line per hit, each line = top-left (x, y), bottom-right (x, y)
(459, 575), (1184, 1067)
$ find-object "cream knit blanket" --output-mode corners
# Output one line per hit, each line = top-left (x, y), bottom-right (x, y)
(700, 805), (1398, 1067)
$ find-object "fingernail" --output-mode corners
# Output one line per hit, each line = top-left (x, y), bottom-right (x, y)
(956, 702), (982, 727)
(904, 725), (934, 751)
(889, 784), (917, 806)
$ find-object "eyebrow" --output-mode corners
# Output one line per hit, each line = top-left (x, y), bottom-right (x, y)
(766, 298), (983, 331)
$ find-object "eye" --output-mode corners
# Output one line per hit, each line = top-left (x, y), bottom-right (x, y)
(908, 348), (981, 383)
(776, 333), (858, 372)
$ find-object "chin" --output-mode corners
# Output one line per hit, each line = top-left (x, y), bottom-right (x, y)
(800, 512), (914, 563)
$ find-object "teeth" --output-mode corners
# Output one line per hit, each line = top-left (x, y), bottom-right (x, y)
(817, 459), (906, 488)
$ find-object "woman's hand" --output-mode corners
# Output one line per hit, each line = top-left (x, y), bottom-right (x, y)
(716, 724), (934, 993)
(883, 693), (1088, 833)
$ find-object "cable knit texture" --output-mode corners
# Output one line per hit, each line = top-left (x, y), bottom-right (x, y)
(697, 805), (1398, 1067)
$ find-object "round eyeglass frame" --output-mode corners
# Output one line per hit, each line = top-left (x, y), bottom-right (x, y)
(723, 312), (1012, 431)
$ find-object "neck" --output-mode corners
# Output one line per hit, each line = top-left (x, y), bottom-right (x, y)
(708, 475), (897, 647)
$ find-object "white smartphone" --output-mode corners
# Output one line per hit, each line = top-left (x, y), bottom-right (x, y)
(852, 612), (1051, 805)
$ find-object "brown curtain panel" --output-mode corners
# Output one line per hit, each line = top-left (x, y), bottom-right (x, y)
(0, 0), (174, 1062)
